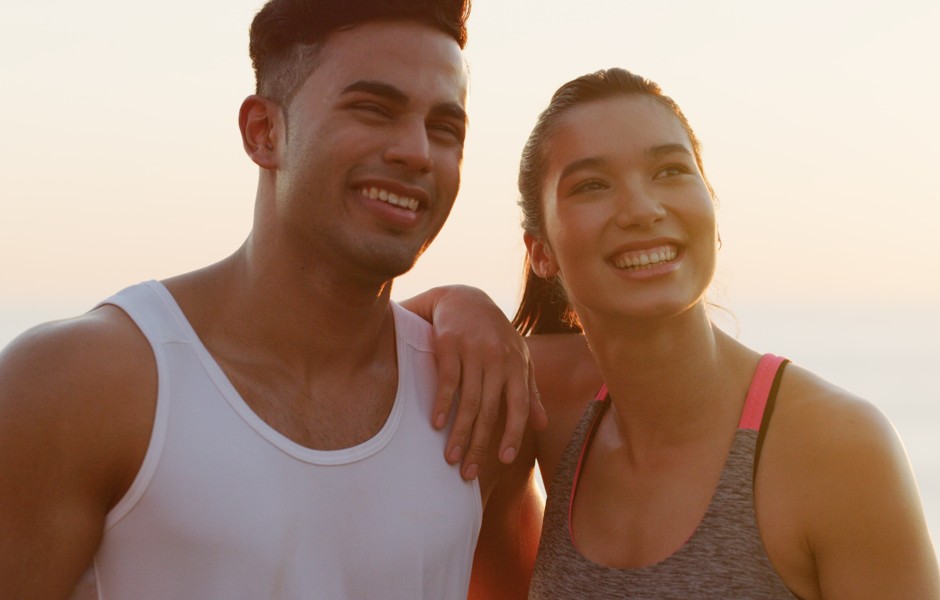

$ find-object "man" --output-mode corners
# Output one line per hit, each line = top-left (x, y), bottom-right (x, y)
(0, 1), (543, 597)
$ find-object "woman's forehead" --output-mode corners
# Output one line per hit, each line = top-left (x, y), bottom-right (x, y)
(547, 95), (691, 162)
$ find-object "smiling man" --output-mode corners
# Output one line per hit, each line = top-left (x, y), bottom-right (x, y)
(0, 1), (543, 598)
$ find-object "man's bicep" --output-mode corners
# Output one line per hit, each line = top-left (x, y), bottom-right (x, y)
(0, 330), (107, 596)
(0, 315), (153, 599)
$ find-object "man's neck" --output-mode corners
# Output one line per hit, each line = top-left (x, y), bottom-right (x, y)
(162, 247), (403, 449)
(164, 243), (398, 374)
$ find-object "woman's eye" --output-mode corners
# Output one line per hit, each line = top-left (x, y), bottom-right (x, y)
(654, 164), (689, 179)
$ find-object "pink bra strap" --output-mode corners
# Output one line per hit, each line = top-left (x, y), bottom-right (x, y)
(737, 354), (788, 431)
(568, 385), (609, 547)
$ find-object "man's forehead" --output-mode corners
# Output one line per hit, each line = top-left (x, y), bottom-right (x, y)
(320, 19), (465, 68)
(315, 21), (468, 104)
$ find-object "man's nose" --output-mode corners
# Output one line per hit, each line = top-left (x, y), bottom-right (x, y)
(383, 116), (433, 174)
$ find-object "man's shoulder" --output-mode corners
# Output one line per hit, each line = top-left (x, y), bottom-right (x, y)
(391, 300), (434, 353)
(0, 303), (156, 413)
(0, 303), (159, 562)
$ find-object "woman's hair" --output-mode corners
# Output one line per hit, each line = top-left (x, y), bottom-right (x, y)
(511, 68), (713, 335)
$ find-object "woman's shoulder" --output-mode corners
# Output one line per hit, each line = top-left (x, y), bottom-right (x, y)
(767, 362), (904, 489)
(757, 362), (938, 598)
(525, 333), (603, 487)
(773, 362), (895, 449)
(526, 333), (602, 411)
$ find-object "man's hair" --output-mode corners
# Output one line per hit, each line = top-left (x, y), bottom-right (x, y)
(249, 0), (471, 105)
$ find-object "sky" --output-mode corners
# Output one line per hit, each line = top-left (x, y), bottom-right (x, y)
(1, 0), (938, 545)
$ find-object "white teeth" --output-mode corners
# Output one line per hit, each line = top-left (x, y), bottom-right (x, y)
(359, 187), (419, 212)
(612, 245), (678, 270)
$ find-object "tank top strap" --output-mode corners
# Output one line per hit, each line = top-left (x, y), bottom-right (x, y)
(96, 280), (192, 346)
(737, 354), (789, 431)
(566, 385), (610, 543)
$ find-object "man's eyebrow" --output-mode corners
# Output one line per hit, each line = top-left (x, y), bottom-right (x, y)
(430, 102), (468, 126)
(342, 80), (408, 104)
(342, 80), (467, 125)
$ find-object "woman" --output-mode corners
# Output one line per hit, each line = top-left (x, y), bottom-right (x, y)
(473, 68), (939, 599)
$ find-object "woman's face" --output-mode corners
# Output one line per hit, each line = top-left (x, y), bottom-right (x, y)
(526, 94), (717, 325)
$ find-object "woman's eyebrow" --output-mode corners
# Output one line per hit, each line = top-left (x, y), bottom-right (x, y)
(647, 143), (692, 159)
(558, 156), (607, 182)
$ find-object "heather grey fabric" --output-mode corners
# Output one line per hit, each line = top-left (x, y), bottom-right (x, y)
(529, 396), (797, 599)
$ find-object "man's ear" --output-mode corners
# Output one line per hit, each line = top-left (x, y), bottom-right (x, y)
(239, 94), (282, 169)
(524, 233), (559, 278)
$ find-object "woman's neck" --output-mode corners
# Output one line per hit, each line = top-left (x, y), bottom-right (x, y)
(581, 303), (756, 451)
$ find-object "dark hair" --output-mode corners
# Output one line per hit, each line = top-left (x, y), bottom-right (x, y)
(513, 255), (583, 336)
(511, 68), (713, 336)
(249, 0), (471, 105)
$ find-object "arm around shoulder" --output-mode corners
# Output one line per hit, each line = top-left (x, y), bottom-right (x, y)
(0, 308), (156, 599)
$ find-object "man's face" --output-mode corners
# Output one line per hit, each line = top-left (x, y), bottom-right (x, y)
(273, 19), (469, 285)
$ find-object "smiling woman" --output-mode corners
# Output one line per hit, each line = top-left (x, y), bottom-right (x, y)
(473, 67), (940, 599)
(513, 72), (717, 334)
(526, 94), (717, 325)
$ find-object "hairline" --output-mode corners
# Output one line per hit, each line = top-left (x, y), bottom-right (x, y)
(265, 17), (466, 109)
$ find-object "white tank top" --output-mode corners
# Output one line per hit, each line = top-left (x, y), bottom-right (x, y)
(74, 281), (481, 599)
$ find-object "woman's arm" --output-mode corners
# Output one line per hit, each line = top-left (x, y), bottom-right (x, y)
(812, 400), (938, 598)
(762, 368), (940, 599)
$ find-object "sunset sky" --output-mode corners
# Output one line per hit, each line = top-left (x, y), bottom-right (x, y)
(2, 0), (938, 542)
(2, 1), (937, 309)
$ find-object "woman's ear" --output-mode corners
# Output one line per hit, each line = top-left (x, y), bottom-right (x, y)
(524, 233), (559, 278)
(239, 94), (283, 169)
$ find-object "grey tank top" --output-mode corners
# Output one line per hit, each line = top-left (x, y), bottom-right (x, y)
(529, 354), (798, 599)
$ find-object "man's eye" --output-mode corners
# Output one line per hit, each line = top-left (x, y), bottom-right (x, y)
(352, 102), (392, 118)
(571, 179), (606, 194)
(428, 121), (464, 143)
